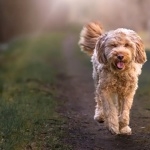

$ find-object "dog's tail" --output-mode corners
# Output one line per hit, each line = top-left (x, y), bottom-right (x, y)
(78, 22), (103, 56)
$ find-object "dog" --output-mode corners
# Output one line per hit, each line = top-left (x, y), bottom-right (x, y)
(78, 22), (147, 135)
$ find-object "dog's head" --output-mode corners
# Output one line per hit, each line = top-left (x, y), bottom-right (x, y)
(96, 28), (147, 72)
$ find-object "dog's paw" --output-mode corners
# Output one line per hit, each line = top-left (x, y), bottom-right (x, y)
(120, 126), (132, 135)
(94, 114), (104, 123)
(108, 126), (120, 135)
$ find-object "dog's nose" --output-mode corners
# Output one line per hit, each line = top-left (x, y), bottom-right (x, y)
(117, 55), (124, 60)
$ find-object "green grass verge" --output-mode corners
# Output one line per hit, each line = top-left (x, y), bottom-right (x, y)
(136, 50), (150, 109)
(0, 33), (71, 149)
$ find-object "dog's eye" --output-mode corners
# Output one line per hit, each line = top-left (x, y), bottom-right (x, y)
(125, 43), (130, 47)
(111, 44), (117, 47)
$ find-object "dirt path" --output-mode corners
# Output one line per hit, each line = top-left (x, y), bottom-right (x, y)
(60, 35), (150, 150)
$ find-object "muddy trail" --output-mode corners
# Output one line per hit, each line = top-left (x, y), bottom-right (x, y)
(59, 35), (150, 150)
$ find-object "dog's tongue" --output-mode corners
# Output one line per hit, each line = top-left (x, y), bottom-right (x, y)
(117, 62), (124, 69)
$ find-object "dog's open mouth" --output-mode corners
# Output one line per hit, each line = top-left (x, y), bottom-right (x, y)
(116, 61), (125, 70)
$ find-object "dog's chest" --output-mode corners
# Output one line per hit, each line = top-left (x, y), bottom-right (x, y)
(99, 71), (137, 93)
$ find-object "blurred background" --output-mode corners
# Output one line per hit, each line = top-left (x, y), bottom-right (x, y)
(0, 0), (150, 149)
(0, 0), (150, 46)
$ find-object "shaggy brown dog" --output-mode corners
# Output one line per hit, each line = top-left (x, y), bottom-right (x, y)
(78, 22), (147, 135)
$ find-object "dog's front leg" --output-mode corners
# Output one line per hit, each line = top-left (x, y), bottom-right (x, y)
(100, 90), (119, 134)
(119, 91), (135, 135)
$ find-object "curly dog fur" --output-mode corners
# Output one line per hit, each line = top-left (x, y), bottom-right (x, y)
(78, 22), (147, 135)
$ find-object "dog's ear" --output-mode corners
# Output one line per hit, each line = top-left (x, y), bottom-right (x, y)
(96, 34), (107, 64)
(134, 38), (147, 64)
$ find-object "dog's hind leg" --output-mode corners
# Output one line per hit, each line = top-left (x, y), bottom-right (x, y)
(94, 95), (104, 123)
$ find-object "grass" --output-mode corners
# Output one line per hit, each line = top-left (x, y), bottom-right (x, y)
(136, 50), (150, 109)
(0, 33), (71, 149)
